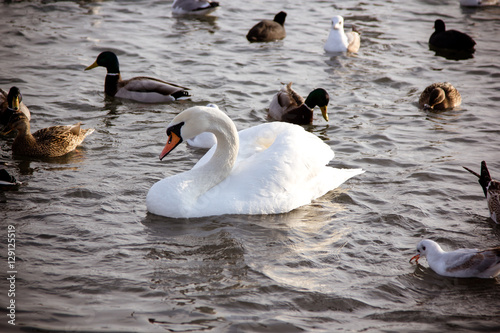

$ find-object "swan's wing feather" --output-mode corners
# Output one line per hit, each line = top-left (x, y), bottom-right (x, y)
(194, 122), (363, 214)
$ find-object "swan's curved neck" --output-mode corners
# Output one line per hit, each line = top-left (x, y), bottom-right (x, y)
(188, 113), (239, 197)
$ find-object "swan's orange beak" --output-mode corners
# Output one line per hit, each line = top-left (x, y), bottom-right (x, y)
(160, 132), (182, 160)
(409, 254), (420, 264)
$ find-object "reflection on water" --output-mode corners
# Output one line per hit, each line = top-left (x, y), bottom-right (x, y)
(429, 44), (475, 61)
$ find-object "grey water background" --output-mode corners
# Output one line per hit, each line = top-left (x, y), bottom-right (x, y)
(1, 0), (500, 331)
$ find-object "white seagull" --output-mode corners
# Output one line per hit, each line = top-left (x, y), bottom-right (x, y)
(172, 0), (219, 15)
(324, 15), (360, 53)
(410, 239), (500, 279)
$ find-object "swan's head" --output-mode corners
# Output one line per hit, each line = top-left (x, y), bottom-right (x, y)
(331, 15), (344, 31)
(159, 106), (231, 160)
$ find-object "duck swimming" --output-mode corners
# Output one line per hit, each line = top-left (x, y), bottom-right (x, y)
(429, 19), (476, 52)
(268, 82), (329, 125)
(85, 51), (190, 103)
(0, 86), (30, 126)
(418, 82), (461, 111)
(1, 111), (94, 158)
(146, 106), (363, 218)
(246, 11), (287, 42)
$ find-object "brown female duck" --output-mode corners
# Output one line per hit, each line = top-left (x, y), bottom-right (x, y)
(2, 112), (94, 157)
(418, 82), (461, 111)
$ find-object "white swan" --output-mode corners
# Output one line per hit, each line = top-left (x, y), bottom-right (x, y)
(324, 15), (360, 53)
(146, 106), (364, 218)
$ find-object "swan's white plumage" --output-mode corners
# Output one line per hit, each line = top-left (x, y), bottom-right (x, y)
(187, 104), (219, 148)
(146, 106), (364, 218)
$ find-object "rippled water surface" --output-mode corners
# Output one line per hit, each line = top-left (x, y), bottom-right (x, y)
(1, 0), (500, 332)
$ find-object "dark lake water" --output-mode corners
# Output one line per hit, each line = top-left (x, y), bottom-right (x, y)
(1, 0), (500, 332)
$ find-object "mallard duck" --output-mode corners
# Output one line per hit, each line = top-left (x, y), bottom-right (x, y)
(1, 111), (94, 157)
(85, 51), (190, 103)
(410, 239), (500, 278)
(146, 106), (363, 218)
(418, 82), (461, 111)
(324, 15), (360, 53)
(429, 19), (476, 52)
(463, 161), (500, 224)
(172, 0), (219, 15)
(246, 11), (286, 42)
(0, 87), (30, 126)
(268, 82), (329, 125)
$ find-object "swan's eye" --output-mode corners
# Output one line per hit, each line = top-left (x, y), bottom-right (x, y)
(422, 246), (426, 251)
(166, 122), (184, 140)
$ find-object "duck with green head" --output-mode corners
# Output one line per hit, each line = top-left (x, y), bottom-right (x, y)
(268, 82), (329, 125)
(0, 86), (30, 126)
(85, 51), (190, 103)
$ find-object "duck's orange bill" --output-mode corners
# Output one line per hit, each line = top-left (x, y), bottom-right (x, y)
(160, 132), (181, 160)
(409, 254), (420, 264)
